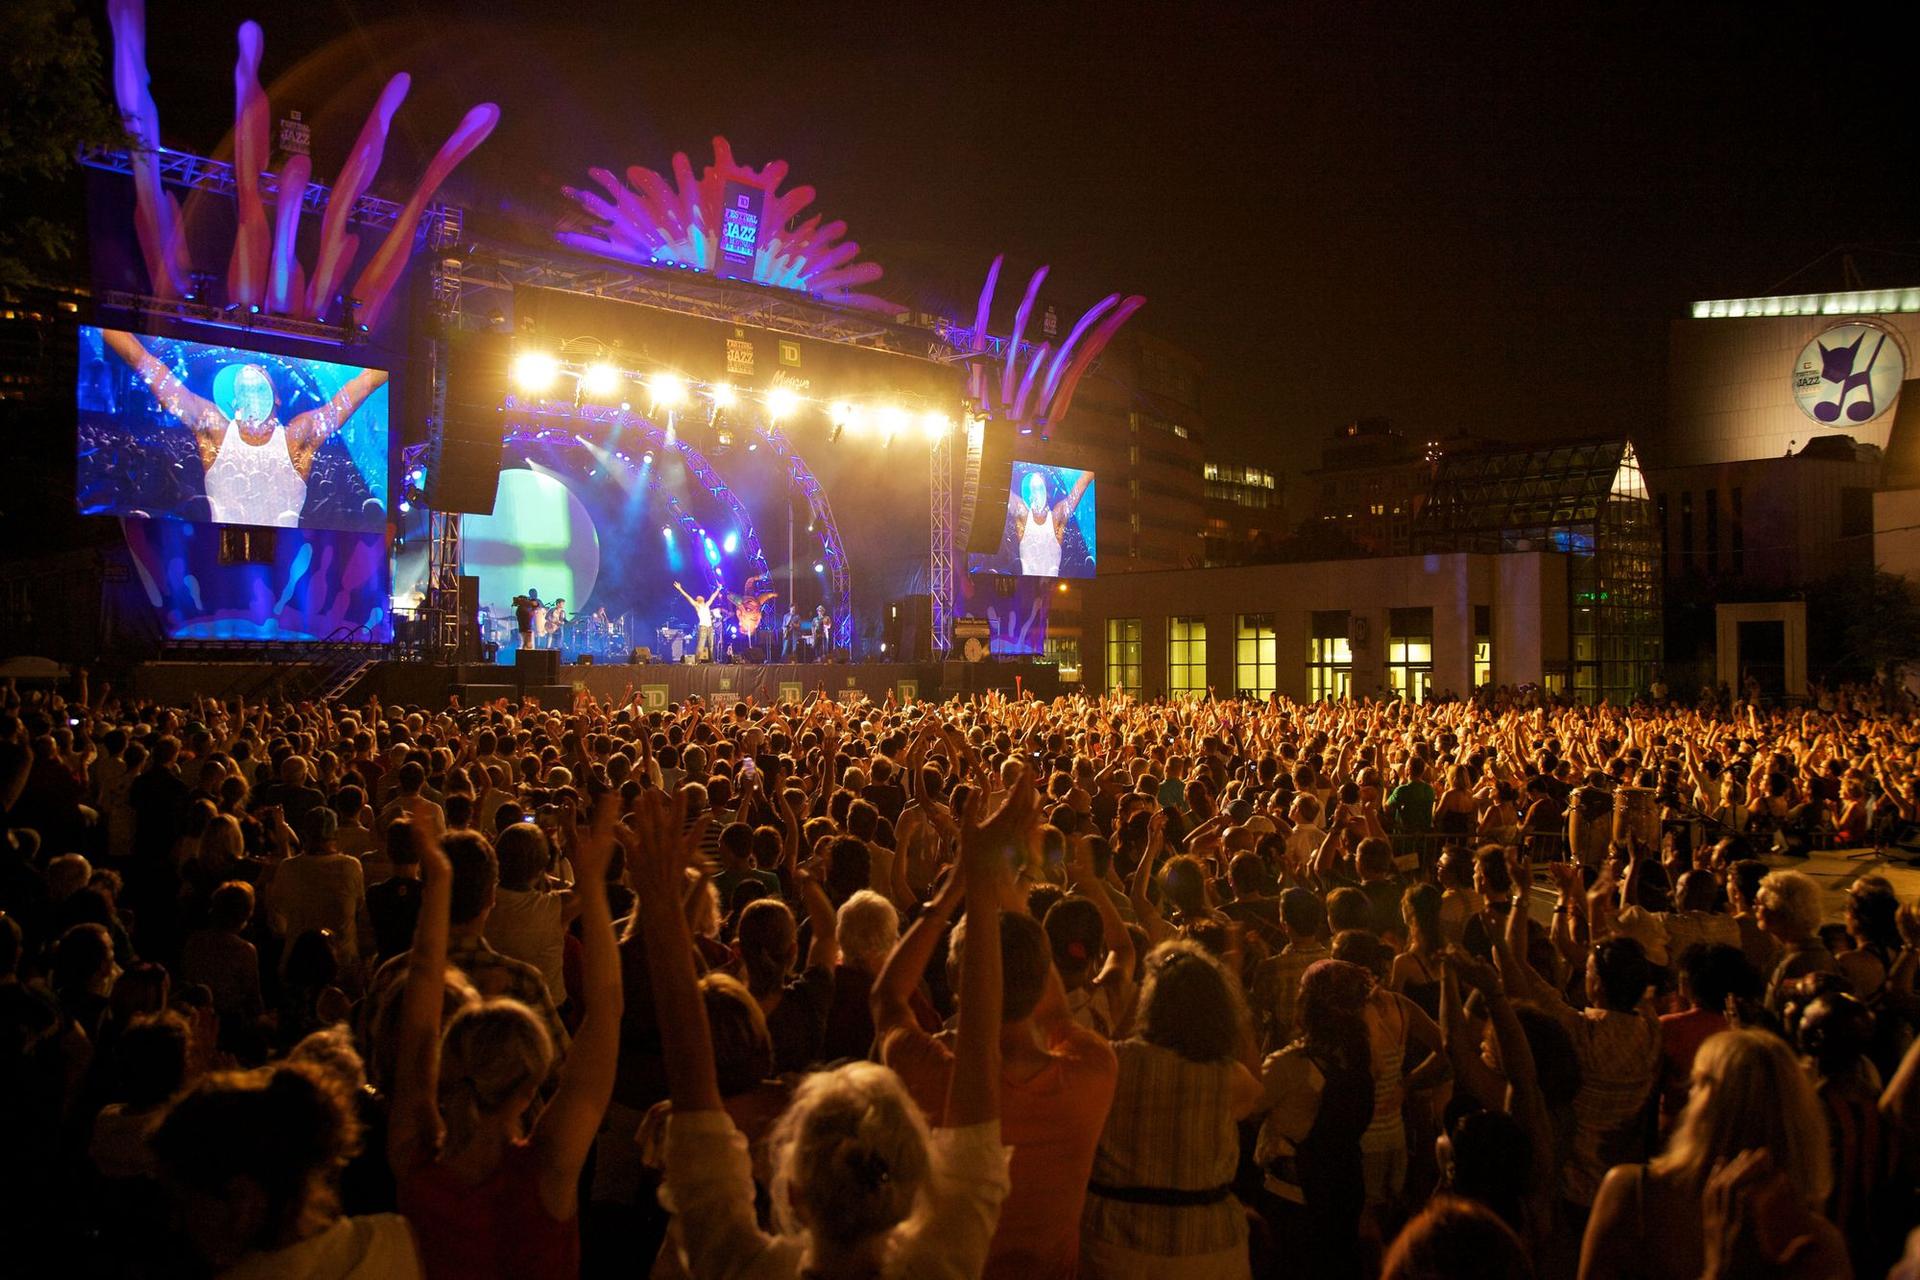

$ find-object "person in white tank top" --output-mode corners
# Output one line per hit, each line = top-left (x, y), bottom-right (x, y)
(1010, 467), (1093, 576)
(100, 329), (387, 528)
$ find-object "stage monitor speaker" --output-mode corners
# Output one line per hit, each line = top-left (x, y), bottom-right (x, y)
(427, 438), (503, 514)
(515, 648), (559, 685)
(964, 421), (1018, 553)
(889, 594), (932, 661)
(456, 575), (481, 662)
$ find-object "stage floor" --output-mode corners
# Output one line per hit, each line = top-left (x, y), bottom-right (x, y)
(130, 657), (1062, 707)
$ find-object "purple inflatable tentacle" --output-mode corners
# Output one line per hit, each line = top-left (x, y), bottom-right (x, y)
(1040, 293), (1121, 408)
(266, 153), (310, 313)
(972, 256), (1003, 356)
(105, 0), (188, 296)
(1012, 342), (1052, 421)
(1002, 266), (1048, 405)
(226, 21), (270, 306)
(1044, 296), (1145, 426)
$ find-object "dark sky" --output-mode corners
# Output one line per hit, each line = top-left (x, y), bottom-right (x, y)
(135, 0), (1918, 460)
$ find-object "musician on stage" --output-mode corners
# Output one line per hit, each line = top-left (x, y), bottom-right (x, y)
(546, 598), (568, 651)
(813, 605), (833, 661)
(730, 575), (778, 660)
(512, 590), (541, 651)
(781, 609), (803, 662)
(673, 580), (724, 662)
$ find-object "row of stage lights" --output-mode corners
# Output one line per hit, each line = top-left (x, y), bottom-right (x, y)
(508, 352), (958, 443)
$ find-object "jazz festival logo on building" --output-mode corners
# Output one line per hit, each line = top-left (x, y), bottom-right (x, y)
(1792, 321), (1906, 427)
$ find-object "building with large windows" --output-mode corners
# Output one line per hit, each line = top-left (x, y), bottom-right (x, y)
(1079, 550), (1566, 701)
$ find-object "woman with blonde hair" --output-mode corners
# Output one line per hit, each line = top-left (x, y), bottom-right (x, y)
(388, 811), (626, 1279)
(1577, 1028), (1848, 1280)
(648, 776), (1032, 1278)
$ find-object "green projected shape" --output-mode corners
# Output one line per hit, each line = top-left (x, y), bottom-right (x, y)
(463, 466), (602, 616)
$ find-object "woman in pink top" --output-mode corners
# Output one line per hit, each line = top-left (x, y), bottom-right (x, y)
(387, 803), (626, 1280)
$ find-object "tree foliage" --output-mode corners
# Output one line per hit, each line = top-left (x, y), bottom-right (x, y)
(0, 0), (124, 292)
(1807, 566), (1920, 681)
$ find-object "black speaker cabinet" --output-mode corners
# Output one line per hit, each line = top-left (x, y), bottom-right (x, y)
(515, 648), (559, 685)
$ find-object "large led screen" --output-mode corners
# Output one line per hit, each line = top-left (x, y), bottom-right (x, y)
(971, 461), (1096, 579)
(77, 326), (390, 532)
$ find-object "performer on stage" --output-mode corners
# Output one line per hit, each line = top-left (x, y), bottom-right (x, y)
(545, 598), (568, 652)
(813, 605), (833, 661)
(781, 609), (802, 662)
(1009, 467), (1093, 577)
(513, 590), (541, 651)
(673, 580), (724, 662)
(730, 575), (778, 658)
(98, 328), (387, 528)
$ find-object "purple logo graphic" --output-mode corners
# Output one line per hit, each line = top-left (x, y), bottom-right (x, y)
(1792, 323), (1906, 427)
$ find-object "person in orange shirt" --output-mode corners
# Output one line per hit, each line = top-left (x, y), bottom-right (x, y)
(872, 870), (1119, 1279)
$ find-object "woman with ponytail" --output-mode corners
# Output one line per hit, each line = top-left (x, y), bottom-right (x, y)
(647, 770), (1034, 1277)
(735, 861), (839, 1075)
(387, 805), (627, 1279)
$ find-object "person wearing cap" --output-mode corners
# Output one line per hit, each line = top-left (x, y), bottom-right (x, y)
(264, 805), (370, 980)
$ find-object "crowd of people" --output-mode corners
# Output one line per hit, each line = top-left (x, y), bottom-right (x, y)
(2, 674), (1919, 1279)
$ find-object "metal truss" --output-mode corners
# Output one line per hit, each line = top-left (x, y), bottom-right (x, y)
(91, 289), (366, 345)
(424, 256), (463, 656)
(929, 423), (954, 655)
(441, 243), (957, 358)
(77, 144), (460, 244)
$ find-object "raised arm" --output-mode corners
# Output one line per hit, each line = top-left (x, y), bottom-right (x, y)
(673, 581), (697, 606)
(634, 788), (722, 1112)
(530, 794), (625, 1215)
(1057, 469), (1094, 522)
(290, 367), (388, 452)
(386, 826), (453, 1178)
(794, 864), (840, 972)
(947, 768), (1035, 1127)
(99, 329), (223, 465)
(871, 868), (965, 1038)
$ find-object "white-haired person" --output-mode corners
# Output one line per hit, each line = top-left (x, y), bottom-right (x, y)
(647, 775), (1034, 1278)
(822, 887), (935, 1062)
(1577, 1028), (1849, 1280)
(385, 806), (625, 1280)
(1753, 869), (1839, 1015)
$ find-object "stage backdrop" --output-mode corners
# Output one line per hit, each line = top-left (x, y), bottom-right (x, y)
(510, 288), (967, 653)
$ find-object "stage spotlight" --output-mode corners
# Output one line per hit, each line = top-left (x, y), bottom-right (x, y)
(642, 451), (654, 466)
(829, 400), (852, 424)
(619, 400), (631, 412)
(1056, 581), (1069, 593)
(511, 351), (560, 393)
(722, 531), (740, 554)
(409, 467), (427, 487)
(398, 500), (412, 514)
(766, 386), (800, 420)
(582, 363), (621, 397)
(710, 382), (738, 409)
(877, 405), (909, 442)
(650, 372), (688, 408)
(661, 525), (674, 539)
(812, 561), (825, 574)
(921, 410), (951, 440)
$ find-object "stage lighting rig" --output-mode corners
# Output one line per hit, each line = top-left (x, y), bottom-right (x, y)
(581, 362), (622, 398)
(765, 386), (801, 420)
(649, 372), (688, 409)
(511, 351), (560, 394)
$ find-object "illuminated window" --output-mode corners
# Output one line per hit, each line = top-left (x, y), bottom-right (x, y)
(1388, 607), (1433, 702)
(1235, 613), (1276, 699)
(1308, 610), (1352, 702)
(1169, 617), (1207, 700)
(1106, 618), (1142, 696)
(1473, 604), (1492, 689)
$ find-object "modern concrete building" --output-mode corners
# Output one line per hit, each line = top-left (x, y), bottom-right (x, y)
(1078, 551), (1567, 701)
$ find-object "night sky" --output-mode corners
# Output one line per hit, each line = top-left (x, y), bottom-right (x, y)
(133, 0), (1917, 462)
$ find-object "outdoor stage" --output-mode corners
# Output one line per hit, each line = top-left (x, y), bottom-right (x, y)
(128, 657), (1062, 709)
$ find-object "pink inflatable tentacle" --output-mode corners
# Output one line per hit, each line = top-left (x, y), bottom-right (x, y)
(972, 256), (1003, 353)
(1040, 293), (1120, 406)
(226, 21), (271, 306)
(1002, 266), (1048, 405)
(810, 261), (885, 293)
(351, 102), (499, 330)
(106, 0), (188, 296)
(762, 183), (814, 230)
(266, 153), (311, 313)
(1044, 296), (1144, 426)
(305, 72), (410, 318)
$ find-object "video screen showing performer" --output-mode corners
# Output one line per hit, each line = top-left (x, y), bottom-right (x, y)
(972, 461), (1096, 578)
(76, 326), (390, 533)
